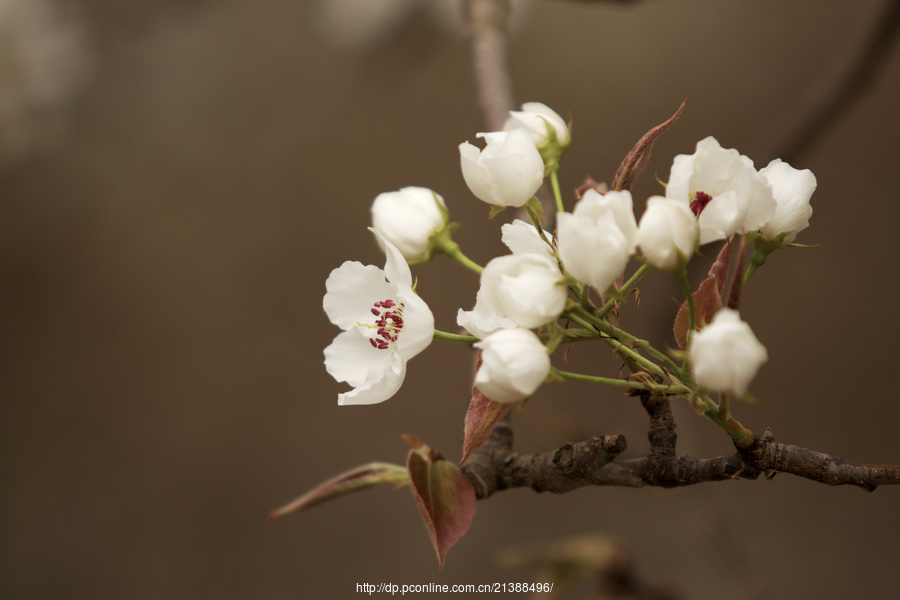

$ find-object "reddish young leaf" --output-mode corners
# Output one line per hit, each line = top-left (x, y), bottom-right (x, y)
(460, 358), (510, 465)
(268, 462), (409, 519)
(708, 238), (734, 291)
(574, 176), (608, 201)
(726, 242), (746, 310)
(673, 276), (722, 349)
(405, 437), (476, 569)
(673, 241), (734, 348)
(611, 99), (686, 192)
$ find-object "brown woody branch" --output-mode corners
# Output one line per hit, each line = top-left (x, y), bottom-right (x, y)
(463, 0), (516, 131)
(461, 395), (900, 500)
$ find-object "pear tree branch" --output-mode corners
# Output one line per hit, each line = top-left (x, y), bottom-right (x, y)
(461, 394), (900, 500)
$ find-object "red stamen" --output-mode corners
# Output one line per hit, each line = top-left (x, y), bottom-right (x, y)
(690, 191), (713, 216)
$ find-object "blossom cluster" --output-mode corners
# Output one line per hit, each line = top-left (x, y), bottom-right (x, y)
(323, 102), (816, 410)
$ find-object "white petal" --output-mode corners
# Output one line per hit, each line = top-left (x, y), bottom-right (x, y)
(369, 228), (412, 288)
(501, 219), (554, 256)
(392, 285), (434, 360)
(323, 261), (396, 329)
(324, 327), (396, 388)
(457, 288), (517, 339)
(338, 355), (408, 406)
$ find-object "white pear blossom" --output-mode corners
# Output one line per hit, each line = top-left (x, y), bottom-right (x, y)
(638, 196), (699, 270)
(467, 252), (566, 331)
(666, 136), (776, 245)
(758, 159), (816, 243)
(556, 189), (638, 292)
(689, 308), (768, 397)
(371, 186), (447, 261)
(500, 219), (554, 256)
(503, 102), (570, 147)
(323, 230), (434, 405)
(459, 129), (545, 207)
(474, 327), (550, 403)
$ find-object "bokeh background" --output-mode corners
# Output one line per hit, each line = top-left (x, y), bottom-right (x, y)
(2, 0), (899, 598)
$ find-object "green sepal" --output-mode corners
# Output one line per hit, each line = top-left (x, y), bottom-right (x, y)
(488, 205), (506, 219)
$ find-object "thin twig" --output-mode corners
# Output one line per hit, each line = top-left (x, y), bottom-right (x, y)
(751, 0), (900, 164)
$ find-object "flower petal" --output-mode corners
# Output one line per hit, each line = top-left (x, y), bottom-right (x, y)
(324, 327), (396, 388)
(500, 219), (554, 256)
(393, 285), (434, 360)
(338, 355), (407, 406)
(324, 261), (396, 330)
(369, 228), (413, 288)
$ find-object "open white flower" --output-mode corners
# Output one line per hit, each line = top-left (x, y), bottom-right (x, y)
(474, 327), (550, 403)
(371, 186), (447, 261)
(666, 137), (776, 245)
(459, 129), (545, 207)
(689, 308), (768, 397)
(323, 230), (434, 405)
(556, 189), (638, 292)
(638, 196), (699, 270)
(758, 159), (816, 243)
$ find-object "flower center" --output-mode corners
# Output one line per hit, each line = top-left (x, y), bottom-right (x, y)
(690, 191), (713, 216)
(367, 299), (404, 350)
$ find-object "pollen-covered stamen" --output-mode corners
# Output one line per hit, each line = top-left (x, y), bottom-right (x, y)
(690, 191), (713, 216)
(364, 298), (405, 350)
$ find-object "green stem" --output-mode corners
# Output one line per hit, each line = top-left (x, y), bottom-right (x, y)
(606, 323), (683, 377)
(439, 240), (483, 275)
(597, 264), (650, 319)
(743, 248), (768, 285)
(549, 167), (565, 214)
(432, 329), (479, 343)
(565, 305), (666, 379)
(688, 391), (754, 447)
(554, 368), (690, 394)
(525, 204), (550, 245)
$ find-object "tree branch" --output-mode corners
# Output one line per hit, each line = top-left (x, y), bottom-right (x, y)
(751, 0), (900, 164)
(463, 0), (515, 131)
(461, 399), (900, 500)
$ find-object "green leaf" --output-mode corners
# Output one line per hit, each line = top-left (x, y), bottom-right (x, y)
(268, 462), (409, 519)
(404, 436), (476, 569)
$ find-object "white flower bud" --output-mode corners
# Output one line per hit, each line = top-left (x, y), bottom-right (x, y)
(456, 288), (517, 340)
(371, 187), (447, 261)
(556, 190), (638, 291)
(478, 253), (566, 329)
(666, 137), (776, 245)
(758, 159), (816, 243)
(503, 102), (570, 147)
(474, 327), (550, 403)
(638, 196), (699, 270)
(459, 130), (545, 207)
(689, 308), (768, 397)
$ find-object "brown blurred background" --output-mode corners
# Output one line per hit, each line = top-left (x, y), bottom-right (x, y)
(2, 1), (899, 598)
